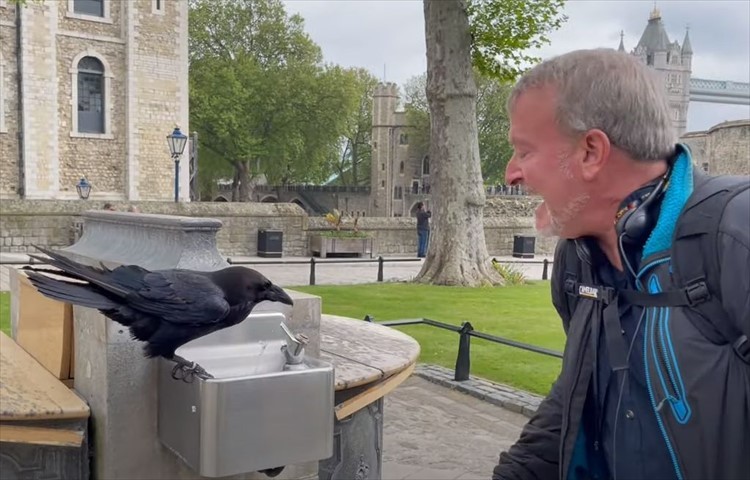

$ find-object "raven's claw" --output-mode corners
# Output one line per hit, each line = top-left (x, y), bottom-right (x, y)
(171, 361), (214, 383)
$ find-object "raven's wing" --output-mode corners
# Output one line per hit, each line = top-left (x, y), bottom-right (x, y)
(118, 269), (231, 326)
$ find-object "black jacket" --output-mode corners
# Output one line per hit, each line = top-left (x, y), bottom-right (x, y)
(493, 170), (750, 480)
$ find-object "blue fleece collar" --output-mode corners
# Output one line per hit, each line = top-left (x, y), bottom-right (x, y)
(642, 144), (694, 258)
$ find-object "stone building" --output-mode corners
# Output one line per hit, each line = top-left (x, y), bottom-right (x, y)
(0, 0), (189, 201)
(369, 82), (430, 217)
(681, 120), (750, 176)
(619, 6), (693, 137)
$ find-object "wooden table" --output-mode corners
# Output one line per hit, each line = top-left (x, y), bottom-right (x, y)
(318, 315), (420, 480)
(0, 332), (90, 479)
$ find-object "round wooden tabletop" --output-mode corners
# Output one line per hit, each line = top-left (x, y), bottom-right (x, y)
(319, 314), (420, 391)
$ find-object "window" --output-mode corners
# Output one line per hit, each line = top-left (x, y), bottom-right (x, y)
(399, 133), (409, 145)
(411, 181), (420, 194)
(74, 0), (103, 17)
(393, 186), (403, 200)
(380, 180), (385, 188)
(381, 163), (385, 171)
(399, 161), (404, 174)
(153, 0), (164, 14)
(77, 57), (105, 133)
(422, 156), (430, 175)
(71, 52), (112, 137)
(68, 0), (110, 22)
(701, 162), (709, 173)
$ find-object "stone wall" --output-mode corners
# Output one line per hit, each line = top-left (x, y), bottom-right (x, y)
(1, 197), (555, 257)
(705, 120), (750, 176)
(0, 2), (20, 199)
(680, 119), (750, 176)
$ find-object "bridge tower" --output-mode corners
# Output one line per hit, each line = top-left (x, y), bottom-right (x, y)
(622, 6), (692, 136)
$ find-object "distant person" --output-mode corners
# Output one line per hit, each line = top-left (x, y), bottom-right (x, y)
(415, 202), (431, 258)
(102, 202), (116, 211)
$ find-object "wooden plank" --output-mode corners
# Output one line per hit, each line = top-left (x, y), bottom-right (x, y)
(335, 362), (415, 420)
(12, 269), (74, 379)
(319, 350), (384, 391)
(321, 314), (420, 387)
(0, 425), (84, 448)
(0, 332), (89, 421)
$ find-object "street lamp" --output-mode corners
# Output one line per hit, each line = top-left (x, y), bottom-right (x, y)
(76, 177), (92, 200)
(167, 126), (188, 202)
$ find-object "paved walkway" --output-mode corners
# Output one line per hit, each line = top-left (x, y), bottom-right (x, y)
(383, 374), (527, 480)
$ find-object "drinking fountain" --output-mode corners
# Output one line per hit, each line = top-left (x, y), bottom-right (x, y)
(158, 312), (334, 478)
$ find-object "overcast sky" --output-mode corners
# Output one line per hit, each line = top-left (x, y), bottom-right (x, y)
(283, 0), (750, 132)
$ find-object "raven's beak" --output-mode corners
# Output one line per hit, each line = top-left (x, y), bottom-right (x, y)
(265, 285), (294, 306)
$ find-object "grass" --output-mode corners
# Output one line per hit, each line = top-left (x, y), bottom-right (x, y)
(0, 292), (10, 336)
(292, 281), (564, 395)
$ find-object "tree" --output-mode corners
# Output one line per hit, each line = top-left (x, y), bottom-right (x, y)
(330, 69), (380, 187)
(189, 0), (356, 200)
(404, 72), (514, 186)
(416, 0), (565, 286)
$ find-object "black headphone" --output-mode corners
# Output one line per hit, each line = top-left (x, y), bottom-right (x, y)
(615, 168), (671, 247)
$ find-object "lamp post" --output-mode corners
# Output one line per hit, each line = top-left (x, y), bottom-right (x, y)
(76, 177), (92, 200)
(167, 126), (188, 202)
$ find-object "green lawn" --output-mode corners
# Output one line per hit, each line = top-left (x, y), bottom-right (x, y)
(0, 292), (10, 336)
(292, 281), (564, 395)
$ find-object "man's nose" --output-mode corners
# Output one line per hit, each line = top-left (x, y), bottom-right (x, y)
(505, 155), (523, 186)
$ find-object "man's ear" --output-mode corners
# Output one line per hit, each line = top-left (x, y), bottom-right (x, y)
(579, 129), (610, 181)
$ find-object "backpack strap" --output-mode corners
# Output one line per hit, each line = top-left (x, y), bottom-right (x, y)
(623, 173), (750, 363)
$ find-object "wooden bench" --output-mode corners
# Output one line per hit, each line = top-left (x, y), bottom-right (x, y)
(0, 332), (90, 479)
(318, 314), (420, 480)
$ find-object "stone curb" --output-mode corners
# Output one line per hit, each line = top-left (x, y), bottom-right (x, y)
(413, 364), (544, 418)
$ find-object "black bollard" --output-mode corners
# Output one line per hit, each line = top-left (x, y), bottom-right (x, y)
(377, 256), (384, 282)
(309, 257), (316, 285)
(454, 321), (474, 381)
(542, 258), (549, 280)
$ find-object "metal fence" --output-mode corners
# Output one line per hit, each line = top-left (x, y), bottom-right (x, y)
(364, 315), (563, 381)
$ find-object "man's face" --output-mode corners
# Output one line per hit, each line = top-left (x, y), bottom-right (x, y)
(505, 86), (590, 239)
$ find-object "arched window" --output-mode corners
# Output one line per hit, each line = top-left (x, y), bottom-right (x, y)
(77, 56), (105, 133)
(422, 156), (430, 175)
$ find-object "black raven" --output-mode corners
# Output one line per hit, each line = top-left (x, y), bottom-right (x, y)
(23, 246), (293, 381)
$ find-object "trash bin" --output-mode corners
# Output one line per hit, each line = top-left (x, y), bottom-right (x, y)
(257, 229), (283, 258)
(512, 235), (535, 259)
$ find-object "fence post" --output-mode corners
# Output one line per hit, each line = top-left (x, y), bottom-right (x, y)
(542, 258), (549, 280)
(454, 321), (474, 381)
(377, 256), (384, 282)
(309, 257), (316, 286)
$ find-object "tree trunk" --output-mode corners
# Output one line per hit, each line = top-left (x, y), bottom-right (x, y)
(232, 160), (252, 202)
(415, 0), (502, 286)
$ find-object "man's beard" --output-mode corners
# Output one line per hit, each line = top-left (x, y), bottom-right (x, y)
(534, 152), (589, 238)
(535, 193), (590, 238)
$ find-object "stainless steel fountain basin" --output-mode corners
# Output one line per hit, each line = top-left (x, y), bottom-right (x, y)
(157, 312), (334, 478)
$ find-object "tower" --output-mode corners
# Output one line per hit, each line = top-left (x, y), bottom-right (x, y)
(624, 6), (692, 136)
(370, 83), (400, 217)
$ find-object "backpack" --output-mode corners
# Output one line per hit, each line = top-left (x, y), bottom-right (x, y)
(556, 173), (750, 364)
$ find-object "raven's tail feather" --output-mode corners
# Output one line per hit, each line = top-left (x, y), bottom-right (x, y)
(25, 271), (118, 311)
(29, 245), (131, 298)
